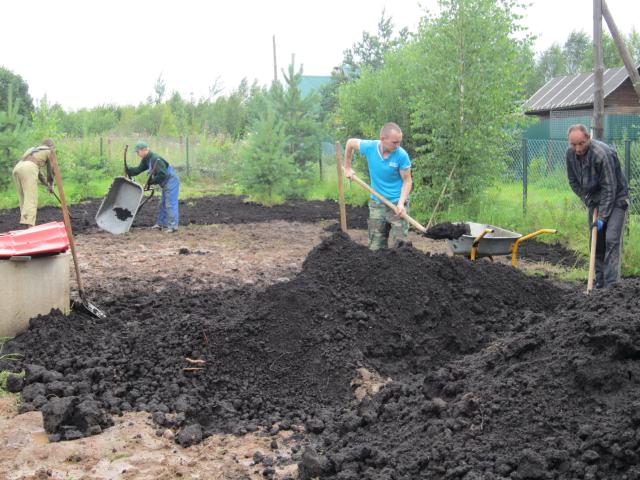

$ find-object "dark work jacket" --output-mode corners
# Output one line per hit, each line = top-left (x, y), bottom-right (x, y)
(126, 151), (171, 186)
(565, 139), (629, 221)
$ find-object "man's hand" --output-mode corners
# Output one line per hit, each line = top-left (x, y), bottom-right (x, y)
(394, 202), (405, 216)
(344, 167), (355, 180)
(47, 183), (54, 193)
(592, 218), (604, 231)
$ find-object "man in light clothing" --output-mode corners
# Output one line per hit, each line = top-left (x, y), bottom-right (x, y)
(12, 138), (55, 228)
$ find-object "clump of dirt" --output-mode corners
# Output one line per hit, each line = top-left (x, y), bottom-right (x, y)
(2, 233), (561, 448)
(112, 207), (133, 221)
(423, 221), (469, 240)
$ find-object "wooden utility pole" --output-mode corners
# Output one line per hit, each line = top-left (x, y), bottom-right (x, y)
(335, 142), (348, 232)
(272, 35), (278, 83)
(592, 0), (605, 140)
(602, 0), (640, 101)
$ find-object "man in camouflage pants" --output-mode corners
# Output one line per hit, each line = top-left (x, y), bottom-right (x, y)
(344, 122), (413, 250)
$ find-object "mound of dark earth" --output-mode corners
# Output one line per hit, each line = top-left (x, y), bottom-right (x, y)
(517, 238), (587, 268)
(0, 195), (369, 234)
(3, 234), (560, 448)
(301, 278), (640, 479)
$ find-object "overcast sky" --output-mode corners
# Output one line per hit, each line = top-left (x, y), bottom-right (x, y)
(1, 0), (638, 110)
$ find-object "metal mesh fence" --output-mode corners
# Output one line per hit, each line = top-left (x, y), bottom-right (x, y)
(51, 136), (639, 219)
(506, 138), (640, 216)
(524, 113), (640, 141)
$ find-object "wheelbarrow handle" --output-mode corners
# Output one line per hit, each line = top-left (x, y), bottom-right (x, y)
(123, 145), (131, 179)
(345, 169), (426, 233)
(136, 186), (156, 216)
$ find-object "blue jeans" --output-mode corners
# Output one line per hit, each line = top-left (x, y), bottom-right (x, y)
(157, 174), (179, 229)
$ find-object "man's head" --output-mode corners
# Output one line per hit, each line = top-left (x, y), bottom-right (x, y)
(135, 141), (149, 157)
(379, 122), (402, 154)
(42, 138), (55, 148)
(567, 124), (591, 156)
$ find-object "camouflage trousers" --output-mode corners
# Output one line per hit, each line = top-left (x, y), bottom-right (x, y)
(367, 199), (409, 251)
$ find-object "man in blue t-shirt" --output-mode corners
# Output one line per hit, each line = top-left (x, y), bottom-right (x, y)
(344, 122), (413, 250)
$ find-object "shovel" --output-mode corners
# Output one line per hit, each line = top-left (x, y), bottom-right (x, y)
(344, 169), (469, 240)
(345, 170), (427, 233)
(49, 149), (107, 319)
(39, 177), (73, 219)
(587, 208), (598, 293)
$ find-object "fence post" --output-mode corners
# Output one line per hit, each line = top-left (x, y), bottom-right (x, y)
(99, 137), (104, 168)
(522, 138), (528, 215)
(319, 142), (323, 181)
(625, 139), (631, 182)
(186, 135), (190, 177)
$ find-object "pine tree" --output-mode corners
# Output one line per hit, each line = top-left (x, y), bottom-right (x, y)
(0, 85), (26, 189)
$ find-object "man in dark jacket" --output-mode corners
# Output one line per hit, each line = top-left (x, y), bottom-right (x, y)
(127, 141), (180, 232)
(566, 124), (629, 288)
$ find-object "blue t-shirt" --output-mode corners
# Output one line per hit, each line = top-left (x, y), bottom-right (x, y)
(359, 140), (412, 203)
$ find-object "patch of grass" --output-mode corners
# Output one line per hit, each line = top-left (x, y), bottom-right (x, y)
(107, 451), (132, 462)
(0, 337), (23, 397)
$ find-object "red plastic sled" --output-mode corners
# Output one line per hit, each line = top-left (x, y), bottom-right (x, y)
(0, 221), (70, 258)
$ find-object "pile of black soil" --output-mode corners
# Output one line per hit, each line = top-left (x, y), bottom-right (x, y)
(301, 278), (640, 479)
(517, 238), (586, 268)
(0, 195), (369, 234)
(423, 221), (469, 240)
(3, 234), (560, 447)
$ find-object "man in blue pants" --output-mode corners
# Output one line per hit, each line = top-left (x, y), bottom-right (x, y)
(127, 141), (180, 233)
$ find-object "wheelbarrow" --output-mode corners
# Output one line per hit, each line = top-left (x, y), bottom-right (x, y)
(95, 145), (156, 234)
(447, 222), (557, 266)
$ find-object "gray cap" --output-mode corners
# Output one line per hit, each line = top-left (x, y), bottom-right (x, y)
(134, 141), (148, 151)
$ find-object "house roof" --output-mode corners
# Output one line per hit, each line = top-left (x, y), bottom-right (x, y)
(525, 65), (637, 114)
(299, 76), (331, 98)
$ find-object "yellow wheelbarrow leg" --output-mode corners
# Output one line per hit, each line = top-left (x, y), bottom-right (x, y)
(470, 228), (494, 261)
(510, 229), (558, 267)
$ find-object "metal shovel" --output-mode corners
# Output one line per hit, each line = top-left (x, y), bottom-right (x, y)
(49, 149), (107, 319)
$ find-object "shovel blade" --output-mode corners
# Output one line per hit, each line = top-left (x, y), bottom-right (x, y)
(72, 299), (107, 319)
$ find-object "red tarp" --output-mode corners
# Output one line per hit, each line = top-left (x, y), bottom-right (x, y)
(0, 222), (70, 258)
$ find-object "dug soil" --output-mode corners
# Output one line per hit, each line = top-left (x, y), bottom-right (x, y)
(2, 195), (624, 480)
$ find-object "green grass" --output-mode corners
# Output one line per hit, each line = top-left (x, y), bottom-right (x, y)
(0, 337), (23, 397)
(424, 181), (640, 278)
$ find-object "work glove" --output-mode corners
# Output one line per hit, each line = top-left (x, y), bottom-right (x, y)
(47, 183), (54, 193)
(591, 219), (604, 231)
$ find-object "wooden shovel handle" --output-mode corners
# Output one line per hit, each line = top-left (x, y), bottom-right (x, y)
(49, 149), (86, 297)
(346, 170), (426, 233)
(587, 208), (598, 293)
